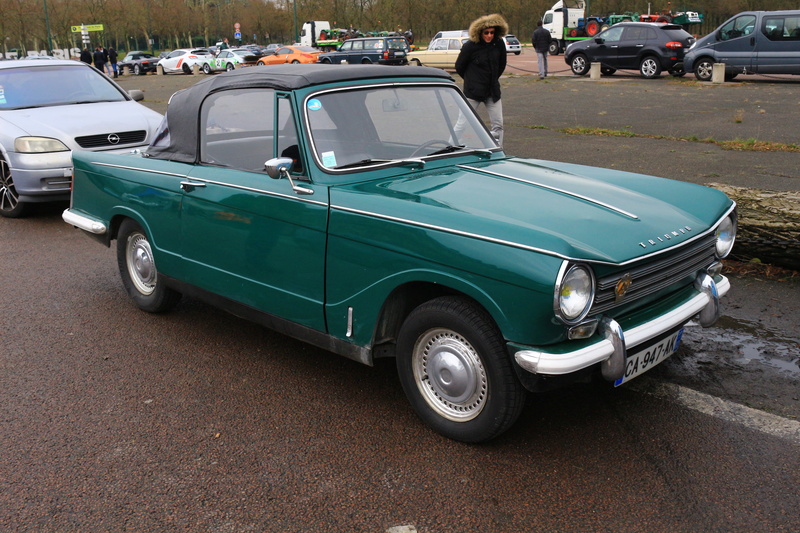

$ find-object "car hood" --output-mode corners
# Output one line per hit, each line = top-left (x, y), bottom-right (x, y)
(331, 157), (732, 265)
(1, 101), (163, 151)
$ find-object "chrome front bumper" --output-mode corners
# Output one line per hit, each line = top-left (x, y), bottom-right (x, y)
(514, 273), (730, 381)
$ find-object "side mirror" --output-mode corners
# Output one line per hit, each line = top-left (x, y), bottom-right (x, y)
(594, 38), (604, 44)
(264, 157), (314, 195)
(128, 89), (145, 102)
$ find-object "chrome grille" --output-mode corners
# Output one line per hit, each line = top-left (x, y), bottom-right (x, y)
(75, 130), (147, 149)
(592, 234), (717, 315)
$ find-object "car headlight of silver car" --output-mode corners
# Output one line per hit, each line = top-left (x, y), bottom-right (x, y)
(15, 136), (69, 153)
(555, 263), (595, 324)
(714, 213), (737, 258)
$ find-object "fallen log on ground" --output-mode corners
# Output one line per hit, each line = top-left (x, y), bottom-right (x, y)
(708, 183), (800, 271)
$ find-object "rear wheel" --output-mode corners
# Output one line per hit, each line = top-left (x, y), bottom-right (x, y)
(225, 62), (235, 71)
(134, 64), (142, 75)
(548, 40), (561, 55)
(291, 59), (300, 64)
(361, 58), (372, 64)
(693, 57), (714, 81)
(396, 296), (526, 443)
(117, 219), (181, 313)
(202, 63), (212, 74)
(570, 53), (590, 76)
(0, 156), (28, 218)
(639, 56), (661, 78)
(585, 20), (601, 36)
(321, 58), (332, 64)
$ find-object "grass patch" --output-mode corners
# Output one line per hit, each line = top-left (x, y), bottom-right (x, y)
(557, 127), (800, 153)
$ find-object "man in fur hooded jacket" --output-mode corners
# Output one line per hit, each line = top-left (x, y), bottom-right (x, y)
(455, 13), (508, 146)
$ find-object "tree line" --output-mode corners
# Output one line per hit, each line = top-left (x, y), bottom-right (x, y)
(2, 0), (797, 57)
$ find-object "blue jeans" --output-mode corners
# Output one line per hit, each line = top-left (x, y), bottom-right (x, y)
(537, 52), (548, 77)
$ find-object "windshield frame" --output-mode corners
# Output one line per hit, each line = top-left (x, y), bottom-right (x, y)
(302, 81), (499, 177)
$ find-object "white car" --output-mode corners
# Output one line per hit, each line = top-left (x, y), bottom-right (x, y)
(408, 37), (469, 69)
(503, 35), (522, 55)
(0, 59), (163, 217)
(157, 48), (213, 74)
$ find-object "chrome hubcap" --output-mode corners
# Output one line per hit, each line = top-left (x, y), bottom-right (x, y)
(413, 328), (487, 422)
(127, 232), (156, 295)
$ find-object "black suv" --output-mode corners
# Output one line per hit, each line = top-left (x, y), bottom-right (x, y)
(318, 36), (410, 65)
(565, 22), (695, 78)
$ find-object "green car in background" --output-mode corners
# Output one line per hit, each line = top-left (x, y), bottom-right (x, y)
(63, 65), (736, 442)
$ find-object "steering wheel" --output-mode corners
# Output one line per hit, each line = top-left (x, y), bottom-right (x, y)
(410, 139), (451, 158)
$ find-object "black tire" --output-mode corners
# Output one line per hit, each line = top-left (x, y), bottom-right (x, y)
(225, 62), (235, 71)
(639, 56), (662, 78)
(570, 53), (590, 76)
(694, 57), (714, 81)
(182, 63), (192, 74)
(601, 66), (616, 76)
(291, 59), (300, 64)
(361, 58), (372, 64)
(116, 219), (181, 313)
(134, 64), (142, 76)
(411, 58), (422, 66)
(396, 296), (526, 443)
(548, 40), (560, 55)
(514, 51), (520, 55)
(0, 155), (28, 218)
(321, 58), (332, 64)
(725, 72), (738, 81)
(202, 63), (211, 74)
(669, 67), (686, 77)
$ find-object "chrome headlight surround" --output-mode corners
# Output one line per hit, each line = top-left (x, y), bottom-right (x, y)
(714, 212), (737, 259)
(15, 136), (69, 154)
(554, 262), (596, 325)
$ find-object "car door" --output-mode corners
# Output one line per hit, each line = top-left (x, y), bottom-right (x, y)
(614, 26), (649, 69)
(180, 89), (328, 331)
(754, 14), (800, 74)
(162, 50), (185, 72)
(348, 39), (366, 63)
(713, 14), (758, 71)
(590, 25), (625, 67)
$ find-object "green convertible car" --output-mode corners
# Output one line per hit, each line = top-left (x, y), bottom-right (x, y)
(63, 65), (736, 442)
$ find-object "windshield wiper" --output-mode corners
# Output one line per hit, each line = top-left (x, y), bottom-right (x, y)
(425, 145), (494, 158)
(334, 158), (425, 170)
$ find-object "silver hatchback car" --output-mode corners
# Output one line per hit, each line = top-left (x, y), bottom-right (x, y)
(0, 59), (163, 217)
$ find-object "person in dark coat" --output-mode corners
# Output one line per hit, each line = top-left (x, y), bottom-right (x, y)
(108, 46), (118, 77)
(92, 47), (106, 73)
(455, 13), (508, 146)
(79, 48), (92, 64)
(532, 20), (553, 78)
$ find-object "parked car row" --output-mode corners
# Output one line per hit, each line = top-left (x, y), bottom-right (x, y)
(564, 10), (800, 80)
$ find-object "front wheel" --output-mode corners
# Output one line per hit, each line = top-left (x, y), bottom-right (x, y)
(182, 63), (192, 74)
(0, 156), (28, 218)
(411, 58), (422, 66)
(548, 40), (561, 55)
(396, 296), (526, 443)
(694, 57), (714, 81)
(116, 219), (181, 313)
(291, 59), (300, 64)
(570, 53), (590, 76)
(639, 56), (662, 78)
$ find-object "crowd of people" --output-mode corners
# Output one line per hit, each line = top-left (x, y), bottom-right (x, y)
(79, 45), (118, 77)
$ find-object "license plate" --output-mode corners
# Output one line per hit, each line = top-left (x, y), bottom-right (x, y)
(396, 51), (405, 56)
(614, 329), (683, 387)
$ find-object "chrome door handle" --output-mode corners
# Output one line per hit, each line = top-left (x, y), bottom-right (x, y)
(180, 180), (207, 192)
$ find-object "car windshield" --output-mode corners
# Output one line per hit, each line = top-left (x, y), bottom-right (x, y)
(0, 64), (126, 110)
(306, 84), (497, 172)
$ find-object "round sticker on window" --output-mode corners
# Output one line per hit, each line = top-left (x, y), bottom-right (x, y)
(307, 99), (322, 111)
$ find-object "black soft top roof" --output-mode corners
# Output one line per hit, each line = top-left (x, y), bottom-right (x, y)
(146, 64), (454, 163)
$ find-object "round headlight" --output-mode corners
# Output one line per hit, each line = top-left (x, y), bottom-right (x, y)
(715, 215), (737, 258)
(557, 264), (594, 323)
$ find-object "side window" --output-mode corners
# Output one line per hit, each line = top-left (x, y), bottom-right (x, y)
(601, 26), (625, 42)
(200, 88), (275, 171)
(622, 27), (646, 41)
(763, 17), (800, 40)
(720, 15), (757, 41)
(340, 41), (352, 51)
(543, 13), (553, 25)
(352, 40), (364, 50)
(431, 39), (447, 51)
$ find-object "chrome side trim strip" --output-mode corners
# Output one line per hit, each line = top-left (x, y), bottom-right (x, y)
(514, 275), (730, 376)
(458, 164), (639, 220)
(91, 162), (328, 207)
(62, 209), (107, 234)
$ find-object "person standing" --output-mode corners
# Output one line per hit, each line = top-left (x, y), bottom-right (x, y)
(92, 46), (106, 73)
(455, 14), (508, 146)
(219, 38), (230, 50)
(532, 20), (553, 79)
(108, 46), (118, 78)
(79, 47), (92, 64)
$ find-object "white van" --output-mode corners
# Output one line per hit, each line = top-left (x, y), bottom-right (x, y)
(684, 10), (800, 81)
(432, 30), (469, 40)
